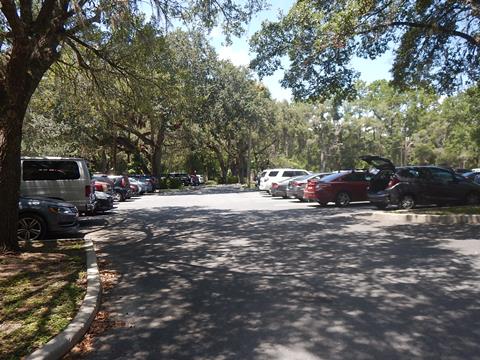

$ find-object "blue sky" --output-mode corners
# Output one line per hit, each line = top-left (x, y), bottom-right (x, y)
(208, 1), (393, 102)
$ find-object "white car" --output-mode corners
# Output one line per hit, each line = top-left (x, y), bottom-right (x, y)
(20, 157), (93, 213)
(258, 168), (311, 192)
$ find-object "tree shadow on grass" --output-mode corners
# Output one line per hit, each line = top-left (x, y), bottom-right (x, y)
(0, 240), (86, 359)
(86, 205), (480, 360)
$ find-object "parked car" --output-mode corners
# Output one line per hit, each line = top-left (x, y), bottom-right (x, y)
(462, 171), (480, 184)
(108, 175), (132, 201)
(129, 178), (144, 195)
(90, 191), (114, 214)
(21, 157), (93, 213)
(17, 196), (79, 241)
(93, 174), (128, 202)
(271, 175), (309, 198)
(259, 169), (310, 192)
(286, 173), (331, 201)
(131, 175), (156, 192)
(93, 178), (113, 195)
(362, 155), (480, 209)
(303, 170), (371, 206)
(255, 171), (266, 188)
(168, 173), (191, 186)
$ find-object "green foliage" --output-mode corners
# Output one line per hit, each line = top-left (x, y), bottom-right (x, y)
(167, 178), (184, 189)
(250, 0), (480, 101)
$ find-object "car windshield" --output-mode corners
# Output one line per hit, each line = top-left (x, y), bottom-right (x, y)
(318, 172), (345, 183)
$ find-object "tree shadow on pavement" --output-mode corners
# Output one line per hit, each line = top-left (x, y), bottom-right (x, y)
(86, 205), (480, 360)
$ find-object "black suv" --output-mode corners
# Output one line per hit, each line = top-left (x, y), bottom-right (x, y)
(361, 155), (480, 209)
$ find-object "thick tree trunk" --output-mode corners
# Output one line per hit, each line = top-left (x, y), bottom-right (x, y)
(0, 31), (58, 252)
(151, 146), (163, 177)
(0, 112), (24, 253)
(211, 144), (227, 183)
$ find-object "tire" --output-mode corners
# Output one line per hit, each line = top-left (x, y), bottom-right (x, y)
(335, 192), (351, 207)
(375, 203), (388, 210)
(113, 191), (125, 202)
(17, 213), (47, 241)
(282, 195), (289, 199)
(465, 192), (480, 205)
(399, 195), (415, 209)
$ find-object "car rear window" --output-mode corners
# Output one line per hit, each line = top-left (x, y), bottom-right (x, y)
(23, 160), (80, 181)
(342, 172), (367, 181)
(318, 172), (345, 183)
(396, 168), (419, 178)
(269, 171), (279, 177)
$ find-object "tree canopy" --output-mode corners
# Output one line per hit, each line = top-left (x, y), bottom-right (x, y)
(250, 0), (480, 101)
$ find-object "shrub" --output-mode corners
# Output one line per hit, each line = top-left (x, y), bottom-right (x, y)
(167, 178), (183, 189)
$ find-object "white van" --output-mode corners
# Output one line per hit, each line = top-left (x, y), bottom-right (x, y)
(259, 168), (310, 192)
(20, 157), (93, 213)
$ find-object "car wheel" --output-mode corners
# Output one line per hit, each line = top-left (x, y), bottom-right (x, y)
(282, 195), (289, 199)
(466, 192), (480, 205)
(335, 192), (351, 207)
(17, 214), (46, 241)
(113, 192), (124, 202)
(399, 195), (415, 209)
(375, 203), (388, 210)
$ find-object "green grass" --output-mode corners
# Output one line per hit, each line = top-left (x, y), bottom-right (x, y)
(411, 205), (480, 215)
(0, 240), (86, 360)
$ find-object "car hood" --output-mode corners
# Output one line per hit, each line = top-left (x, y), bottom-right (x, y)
(19, 196), (75, 208)
(360, 155), (395, 171)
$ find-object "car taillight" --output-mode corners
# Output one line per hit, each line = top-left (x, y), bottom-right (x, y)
(387, 177), (400, 188)
(272, 183), (279, 189)
(292, 181), (299, 187)
(85, 185), (92, 197)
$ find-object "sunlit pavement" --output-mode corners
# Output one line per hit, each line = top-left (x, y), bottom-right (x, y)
(81, 187), (480, 360)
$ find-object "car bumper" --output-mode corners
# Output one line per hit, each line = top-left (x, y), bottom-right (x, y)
(286, 189), (296, 198)
(49, 216), (79, 235)
(367, 191), (391, 205)
(303, 191), (318, 200)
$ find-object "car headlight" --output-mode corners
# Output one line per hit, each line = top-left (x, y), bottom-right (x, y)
(48, 206), (77, 215)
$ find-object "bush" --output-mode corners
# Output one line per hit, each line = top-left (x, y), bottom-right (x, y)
(167, 178), (183, 189)
(158, 178), (184, 189)
(227, 175), (238, 184)
(216, 175), (239, 184)
(158, 178), (169, 189)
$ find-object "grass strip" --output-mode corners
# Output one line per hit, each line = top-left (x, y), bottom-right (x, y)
(0, 240), (87, 360)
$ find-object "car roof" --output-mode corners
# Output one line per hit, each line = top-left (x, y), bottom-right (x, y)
(21, 156), (86, 161)
(267, 168), (308, 172)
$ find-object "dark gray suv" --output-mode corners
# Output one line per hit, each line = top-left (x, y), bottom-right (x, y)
(361, 155), (480, 209)
(18, 196), (79, 241)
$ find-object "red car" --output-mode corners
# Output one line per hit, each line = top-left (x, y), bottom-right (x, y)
(303, 171), (371, 206)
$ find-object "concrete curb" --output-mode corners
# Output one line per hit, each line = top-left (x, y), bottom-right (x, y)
(26, 237), (101, 360)
(363, 211), (480, 225)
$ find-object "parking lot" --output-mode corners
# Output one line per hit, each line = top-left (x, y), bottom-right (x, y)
(83, 187), (480, 360)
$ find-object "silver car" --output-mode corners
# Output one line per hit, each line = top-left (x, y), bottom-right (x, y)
(17, 196), (79, 241)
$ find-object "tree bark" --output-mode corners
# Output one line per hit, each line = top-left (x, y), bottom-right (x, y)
(0, 19), (59, 252)
(0, 111), (24, 252)
(151, 146), (163, 177)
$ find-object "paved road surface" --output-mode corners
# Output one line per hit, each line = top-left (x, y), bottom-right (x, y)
(81, 186), (480, 360)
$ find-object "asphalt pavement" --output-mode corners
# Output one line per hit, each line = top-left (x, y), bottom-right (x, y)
(81, 186), (480, 360)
